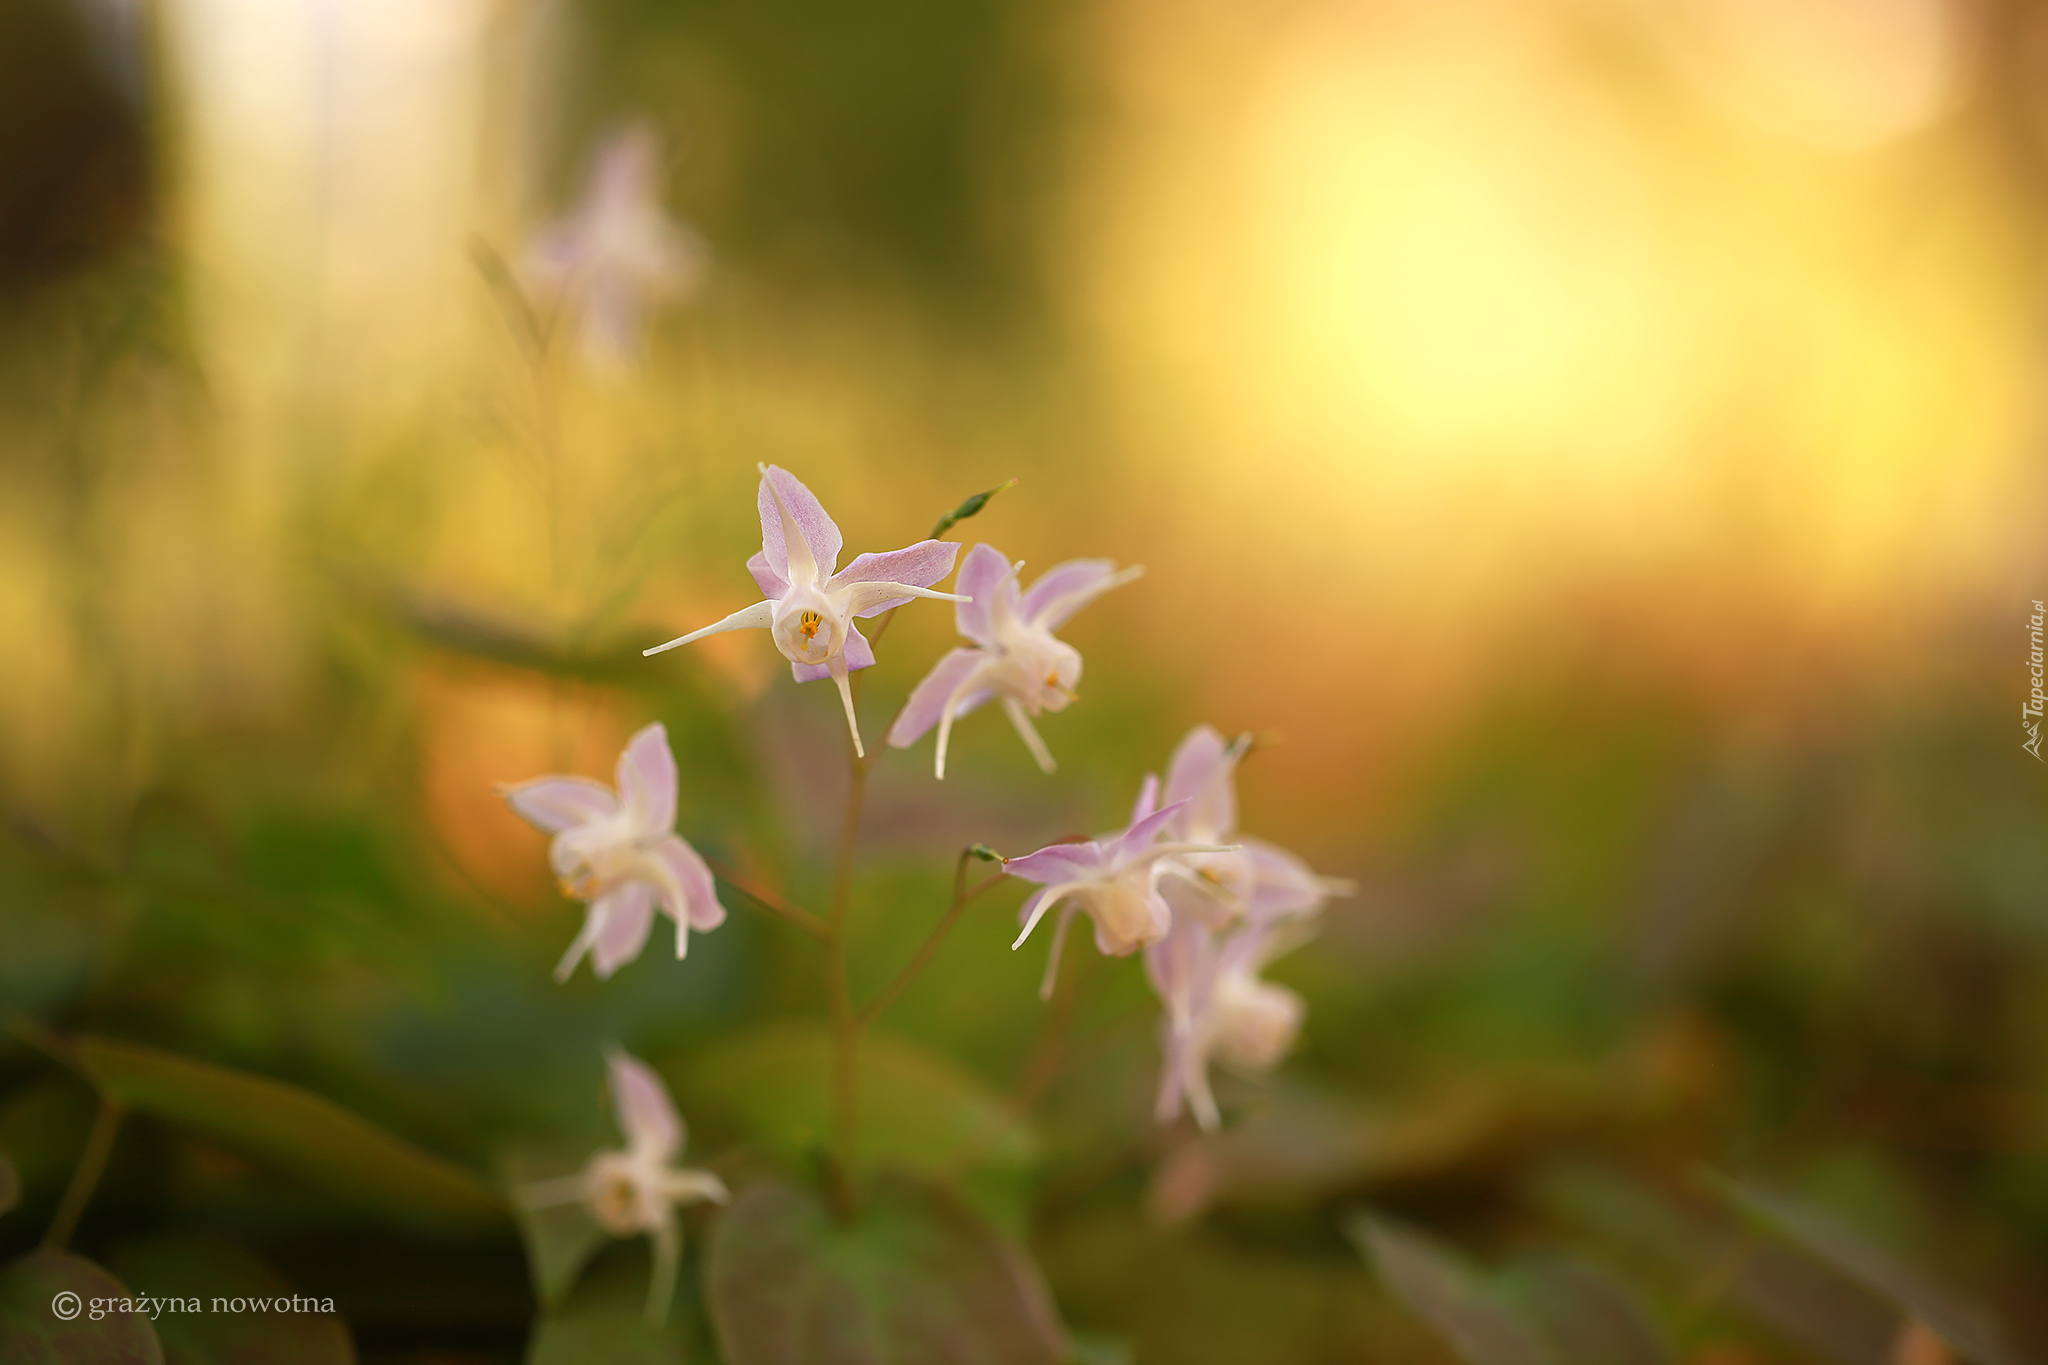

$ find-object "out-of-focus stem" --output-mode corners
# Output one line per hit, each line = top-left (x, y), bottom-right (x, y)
(1011, 933), (1094, 1114)
(43, 1094), (122, 1251)
(824, 723), (868, 1219)
(858, 853), (1008, 1028)
(704, 857), (829, 939)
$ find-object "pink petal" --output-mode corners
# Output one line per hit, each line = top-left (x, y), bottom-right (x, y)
(1117, 795), (1191, 866)
(831, 541), (961, 618)
(504, 777), (619, 834)
(756, 466), (843, 582)
(790, 623), (876, 683)
(1003, 841), (1106, 887)
(590, 884), (656, 978)
(1242, 837), (1332, 924)
(952, 543), (1012, 646)
(886, 647), (994, 747)
(1021, 559), (1118, 629)
(747, 550), (790, 600)
(650, 835), (727, 932)
(606, 1047), (683, 1161)
(1128, 773), (1161, 828)
(1163, 725), (1237, 842)
(615, 723), (678, 835)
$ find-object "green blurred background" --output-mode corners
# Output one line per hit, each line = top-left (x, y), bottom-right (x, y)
(2, 0), (2046, 1360)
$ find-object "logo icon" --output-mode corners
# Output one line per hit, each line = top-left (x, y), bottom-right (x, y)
(51, 1291), (82, 1320)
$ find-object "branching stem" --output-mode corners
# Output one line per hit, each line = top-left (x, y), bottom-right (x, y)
(858, 852), (1009, 1029)
(704, 857), (829, 939)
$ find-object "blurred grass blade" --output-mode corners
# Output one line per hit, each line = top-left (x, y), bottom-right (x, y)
(707, 1175), (1064, 1365)
(105, 1233), (355, 1365)
(1706, 1175), (2022, 1365)
(0, 1249), (164, 1364)
(1347, 1213), (1550, 1365)
(1506, 1259), (1669, 1365)
(75, 1036), (507, 1235)
(930, 479), (1016, 540)
(0, 1149), (16, 1216)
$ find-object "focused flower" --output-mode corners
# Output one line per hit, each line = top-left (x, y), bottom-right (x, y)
(1003, 775), (1234, 994)
(1156, 725), (1354, 930)
(643, 465), (967, 756)
(887, 542), (1142, 778)
(1145, 912), (1311, 1131)
(524, 123), (706, 367)
(518, 1048), (729, 1324)
(500, 722), (727, 981)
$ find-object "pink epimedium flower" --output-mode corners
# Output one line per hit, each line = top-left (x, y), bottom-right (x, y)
(1156, 724), (1355, 930)
(887, 542), (1143, 778)
(500, 722), (727, 982)
(643, 465), (967, 758)
(523, 123), (707, 368)
(1144, 912), (1312, 1132)
(518, 1048), (729, 1325)
(1003, 775), (1236, 995)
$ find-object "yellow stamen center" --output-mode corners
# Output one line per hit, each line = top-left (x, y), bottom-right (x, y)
(800, 610), (822, 641)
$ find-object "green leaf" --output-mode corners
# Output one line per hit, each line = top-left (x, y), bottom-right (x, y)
(706, 1175), (1065, 1365)
(73, 1035), (507, 1235)
(1707, 1175), (2023, 1365)
(1349, 1215), (1550, 1365)
(0, 1249), (165, 1365)
(929, 479), (1017, 540)
(681, 1024), (1036, 1179)
(102, 1234), (354, 1365)
(527, 1244), (692, 1365)
(0, 1148), (17, 1217)
(501, 1144), (611, 1311)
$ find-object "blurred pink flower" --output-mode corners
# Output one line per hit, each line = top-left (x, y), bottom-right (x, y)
(1003, 775), (1234, 992)
(886, 542), (1142, 778)
(1130, 725), (1354, 1129)
(524, 123), (705, 366)
(643, 464), (966, 757)
(500, 722), (726, 981)
(1156, 725), (1354, 930)
(518, 1048), (729, 1324)
(1145, 912), (1311, 1131)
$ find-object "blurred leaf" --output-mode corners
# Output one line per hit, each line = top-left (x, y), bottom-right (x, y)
(1349, 1214), (1549, 1365)
(0, 1148), (16, 1216)
(501, 1144), (610, 1311)
(930, 479), (1016, 540)
(682, 1024), (1035, 1178)
(73, 1035), (507, 1235)
(103, 1233), (354, 1365)
(706, 1175), (1064, 1365)
(527, 1244), (692, 1365)
(0, 1248), (165, 1364)
(1503, 1260), (1668, 1365)
(1708, 1175), (2024, 1365)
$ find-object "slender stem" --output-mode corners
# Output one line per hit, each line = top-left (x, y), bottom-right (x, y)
(824, 725), (868, 1217)
(43, 1094), (122, 1250)
(1011, 932), (1095, 1113)
(703, 857), (830, 939)
(858, 854), (1009, 1029)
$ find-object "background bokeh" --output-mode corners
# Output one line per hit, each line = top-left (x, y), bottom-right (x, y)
(3, 0), (2046, 1360)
